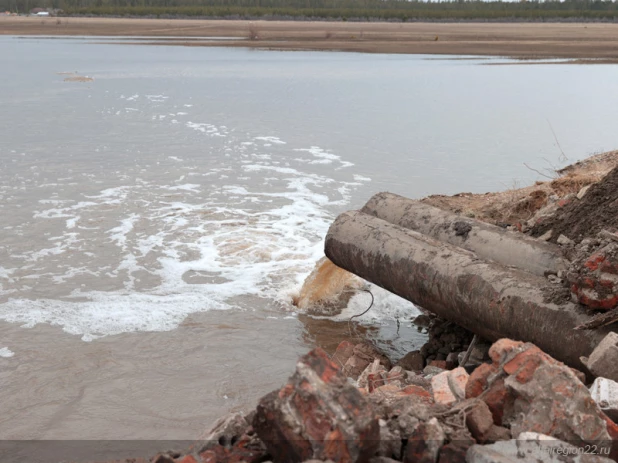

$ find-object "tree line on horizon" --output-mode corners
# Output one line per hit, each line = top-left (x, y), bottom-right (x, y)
(3, 0), (618, 21)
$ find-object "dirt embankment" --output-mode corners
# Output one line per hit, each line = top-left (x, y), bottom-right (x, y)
(4, 16), (618, 60)
(423, 150), (618, 238)
(530, 161), (618, 244)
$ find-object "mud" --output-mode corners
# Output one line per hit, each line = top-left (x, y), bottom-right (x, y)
(531, 165), (618, 244)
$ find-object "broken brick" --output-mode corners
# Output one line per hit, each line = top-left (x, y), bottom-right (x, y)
(253, 348), (379, 463)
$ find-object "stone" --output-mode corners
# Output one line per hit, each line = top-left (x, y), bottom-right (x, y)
(458, 348), (487, 370)
(253, 348), (379, 463)
(539, 230), (553, 241)
(482, 425), (511, 444)
(387, 365), (405, 381)
(413, 313), (433, 328)
(557, 234), (574, 246)
(423, 365), (446, 378)
(449, 367), (470, 399)
(599, 229), (618, 243)
(405, 371), (432, 389)
(577, 184), (592, 200)
(438, 441), (473, 463)
(469, 339), (613, 449)
(466, 432), (614, 463)
(195, 412), (250, 452)
(590, 377), (618, 422)
(372, 383), (400, 396)
(431, 367), (469, 406)
(374, 416), (404, 460)
(432, 371), (457, 406)
(584, 332), (618, 382)
(446, 352), (459, 370)
(396, 350), (425, 371)
(403, 418), (445, 463)
(464, 400), (495, 443)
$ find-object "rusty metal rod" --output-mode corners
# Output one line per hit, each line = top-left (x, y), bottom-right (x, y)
(325, 210), (609, 369)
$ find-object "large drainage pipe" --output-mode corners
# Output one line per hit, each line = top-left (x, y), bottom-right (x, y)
(325, 210), (609, 369)
(361, 192), (568, 277)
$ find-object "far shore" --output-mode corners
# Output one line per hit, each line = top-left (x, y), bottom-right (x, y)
(3, 16), (618, 60)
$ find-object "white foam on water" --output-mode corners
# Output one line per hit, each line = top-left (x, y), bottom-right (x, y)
(0, 95), (416, 341)
(255, 136), (286, 145)
(66, 216), (79, 229)
(0, 267), (14, 280)
(108, 214), (139, 250)
(0, 348), (14, 358)
(327, 286), (421, 323)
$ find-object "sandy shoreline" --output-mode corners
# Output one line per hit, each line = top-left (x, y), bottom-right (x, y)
(3, 16), (618, 59)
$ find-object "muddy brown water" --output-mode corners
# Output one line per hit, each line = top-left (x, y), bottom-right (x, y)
(2, 36), (618, 460)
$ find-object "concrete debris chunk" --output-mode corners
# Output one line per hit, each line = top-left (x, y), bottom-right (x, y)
(557, 234), (574, 246)
(253, 348), (379, 463)
(466, 432), (614, 463)
(396, 350), (424, 372)
(431, 367), (469, 406)
(577, 184), (592, 200)
(358, 359), (388, 389)
(403, 418), (445, 463)
(466, 339), (613, 451)
(539, 229), (553, 241)
(343, 341), (392, 380)
(194, 411), (249, 452)
(568, 242), (618, 311)
(590, 377), (618, 422)
(584, 332), (618, 382)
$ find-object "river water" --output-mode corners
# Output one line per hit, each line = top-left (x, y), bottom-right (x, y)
(2, 36), (618, 451)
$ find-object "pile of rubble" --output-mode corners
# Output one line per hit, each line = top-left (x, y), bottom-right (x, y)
(105, 336), (618, 463)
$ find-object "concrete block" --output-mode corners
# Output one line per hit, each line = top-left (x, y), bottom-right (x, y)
(586, 332), (618, 382)
(466, 432), (614, 463)
(590, 377), (618, 422)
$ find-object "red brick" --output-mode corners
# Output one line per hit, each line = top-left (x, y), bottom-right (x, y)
(398, 384), (432, 401)
(481, 378), (508, 426)
(403, 420), (445, 463)
(488, 339), (524, 364)
(503, 350), (543, 384)
(465, 400), (494, 442)
(254, 348), (379, 463)
(466, 363), (496, 399)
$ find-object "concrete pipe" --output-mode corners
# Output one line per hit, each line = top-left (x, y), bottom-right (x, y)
(325, 210), (609, 369)
(361, 192), (568, 277)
